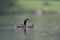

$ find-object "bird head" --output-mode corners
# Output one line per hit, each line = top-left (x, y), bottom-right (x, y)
(25, 19), (30, 22)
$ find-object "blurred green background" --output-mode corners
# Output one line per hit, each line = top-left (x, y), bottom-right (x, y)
(0, 0), (60, 40)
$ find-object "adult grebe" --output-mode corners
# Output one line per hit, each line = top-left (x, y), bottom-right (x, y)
(17, 19), (35, 35)
(17, 19), (30, 34)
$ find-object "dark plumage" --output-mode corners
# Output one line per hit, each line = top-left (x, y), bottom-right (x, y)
(17, 19), (34, 34)
(17, 19), (30, 28)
